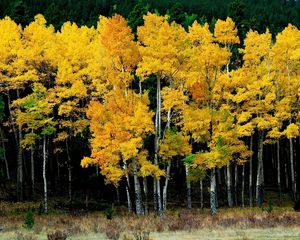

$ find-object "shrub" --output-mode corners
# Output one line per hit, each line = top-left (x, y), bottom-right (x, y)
(105, 206), (115, 220)
(15, 232), (38, 240)
(262, 201), (273, 213)
(47, 230), (68, 240)
(294, 199), (300, 211)
(23, 209), (35, 229)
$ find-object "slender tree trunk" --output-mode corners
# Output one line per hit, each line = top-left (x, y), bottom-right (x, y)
(186, 164), (192, 209)
(123, 160), (132, 213)
(143, 178), (148, 214)
(31, 146), (35, 195)
(289, 137), (297, 200)
(154, 76), (162, 215)
(242, 164), (245, 207)
(226, 164), (233, 207)
(285, 163), (289, 189)
(17, 126), (23, 201)
(217, 168), (221, 185)
(277, 141), (282, 203)
(200, 179), (203, 209)
(43, 135), (48, 213)
(210, 169), (217, 215)
(153, 178), (157, 212)
(249, 135), (253, 207)
(15, 90), (23, 201)
(162, 163), (171, 213)
(234, 164), (238, 206)
(132, 159), (143, 215)
(115, 186), (120, 205)
(256, 132), (264, 207)
(0, 127), (9, 180)
(66, 139), (72, 202)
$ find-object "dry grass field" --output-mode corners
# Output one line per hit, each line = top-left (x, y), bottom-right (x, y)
(1, 201), (300, 239)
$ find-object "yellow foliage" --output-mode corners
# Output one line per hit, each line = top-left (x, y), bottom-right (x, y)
(214, 17), (240, 46)
(285, 123), (299, 139)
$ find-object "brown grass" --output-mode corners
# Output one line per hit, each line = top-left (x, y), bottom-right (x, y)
(0, 202), (300, 239)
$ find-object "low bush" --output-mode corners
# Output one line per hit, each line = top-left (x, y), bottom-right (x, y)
(23, 209), (35, 229)
(47, 230), (68, 240)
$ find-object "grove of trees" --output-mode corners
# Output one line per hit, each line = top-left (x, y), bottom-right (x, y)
(0, 11), (299, 216)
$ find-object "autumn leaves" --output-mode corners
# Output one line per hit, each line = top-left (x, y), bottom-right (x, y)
(0, 12), (299, 215)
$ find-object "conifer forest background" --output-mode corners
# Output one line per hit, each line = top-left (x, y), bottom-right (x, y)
(0, 0), (300, 222)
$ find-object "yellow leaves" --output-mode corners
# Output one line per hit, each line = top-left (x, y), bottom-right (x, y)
(138, 151), (165, 178)
(161, 87), (187, 110)
(83, 89), (154, 184)
(237, 112), (252, 124)
(214, 17), (240, 46)
(241, 29), (272, 66)
(285, 123), (299, 139)
(182, 106), (211, 143)
(137, 12), (188, 81)
(120, 138), (142, 160)
(159, 130), (191, 161)
(100, 14), (140, 73)
(237, 122), (254, 137)
(267, 127), (283, 140)
(80, 157), (96, 168)
(188, 22), (213, 45)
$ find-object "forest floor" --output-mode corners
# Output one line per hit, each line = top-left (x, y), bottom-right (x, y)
(0, 200), (300, 239)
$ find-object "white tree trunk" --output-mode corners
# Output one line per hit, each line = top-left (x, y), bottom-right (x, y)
(162, 163), (171, 213)
(289, 137), (297, 200)
(242, 164), (245, 207)
(234, 164), (238, 206)
(226, 164), (233, 207)
(249, 135), (253, 207)
(277, 141), (282, 202)
(123, 160), (132, 212)
(31, 146), (35, 194)
(256, 132), (264, 207)
(133, 159), (143, 215)
(200, 179), (203, 209)
(0, 127), (9, 180)
(186, 164), (192, 209)
(210, 169), (217, 215)
(143, 178), (148, 214)
(43, 135), (48, 213)
(17, 126), (23, 201)
(66, 139), (72, 202)
(154, 76), (162, 215)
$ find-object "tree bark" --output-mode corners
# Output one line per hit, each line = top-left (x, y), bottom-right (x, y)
(200, 179), (203, 209)
(15, 90), (23, 201)
(0, 127), (10, 180)
(66, 139), (72, 202)
(154, 76), (162, 215)
(285, 163), (289, 189)
(210, 169), (217, 215)
(132, 158), (143, 215)
(162, 162), (171, 213)
(43, 135), (48, 213)
(256, 132), (264, 207)
(17, 126), (23, 201)
(249, 135), (253, 207)
(242, 164), (245, 207)
(185, 164), (192, 209)
(31, 145), (35, 195)
(234, 164), (238, 206)
(226, 164), (233, 207)
(277, 141), (282, 203)
(123, 160), (132, 213)
(289, 137), (297, 200)
(143, 177), (148, 214)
